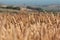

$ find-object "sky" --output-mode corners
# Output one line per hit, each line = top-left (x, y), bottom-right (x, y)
(0, 0), (60, 5)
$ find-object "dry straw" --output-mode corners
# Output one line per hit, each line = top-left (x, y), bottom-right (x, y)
(0, 12), (60, 40)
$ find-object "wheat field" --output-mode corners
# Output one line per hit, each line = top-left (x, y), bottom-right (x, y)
(0, 12), (60, 40)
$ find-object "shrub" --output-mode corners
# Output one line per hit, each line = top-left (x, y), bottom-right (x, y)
(26, 6), (43, 12)
(0, 6), (20, 10)
(6, 6), (20, 10)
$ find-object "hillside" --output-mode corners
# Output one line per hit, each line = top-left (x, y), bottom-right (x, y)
(41, 4), (60, 12)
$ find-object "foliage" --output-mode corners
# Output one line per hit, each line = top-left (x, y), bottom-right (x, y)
(26, 6), (44, 12)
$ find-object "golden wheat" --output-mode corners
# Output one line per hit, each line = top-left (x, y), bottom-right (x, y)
(0, 12), (60, 40)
